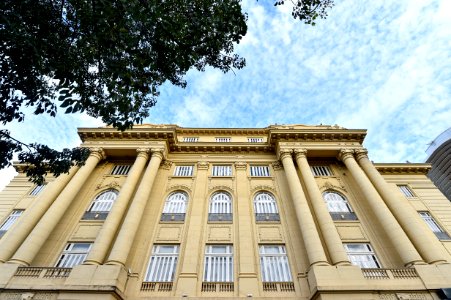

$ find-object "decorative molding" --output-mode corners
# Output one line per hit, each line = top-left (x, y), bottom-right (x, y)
(271, 161), (283, 171)
(293, 148), (308, 159)
(156, 226), (182, 241)
(95, 180), (119, 191)
(166, 184), (192, 194)
(208, 226), (232, 241)
(208, 185), (234, 196)
(338, 149), (354, 161)
(197, 161), (209, 170)
(250, 185), (277, 196)
(321, 181), (347, 193)
(234, 162), (247, 170)
(160, 160), (173, 170)
(89, 147), (106, 160)
(258, 226), (283, 242)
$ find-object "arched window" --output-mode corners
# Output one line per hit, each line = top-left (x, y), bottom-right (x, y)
(82, 189), (118, 220)
(161, 191), (188, 222)
(322, 191), (357, 220)
(254, 192), (280, 222)
(208, 192), (232, 222)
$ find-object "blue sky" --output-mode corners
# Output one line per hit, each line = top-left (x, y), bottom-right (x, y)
(1, 0), (450, 190)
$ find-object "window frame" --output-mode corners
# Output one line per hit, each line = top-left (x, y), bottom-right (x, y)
(250, 165), (271, 177)
(55, 242), (92, 268)
(111, 164), (132, 175)
(322, 190), (357, 220)
(398, 185), (416, 198)
(183, 137), (199, 142)
(0, 209), (24, 236)
(144, 245), (179, 282)
(259, 245), (293, 282)
(203, 245), (234, 282)
(311, 165), (333, 177)
(82, 189), (118, 220)
(208, 192), (233, 222)
(173, 165), (194, 177)
(247, 137), (263, 143)
(215, 137), (231, 142)
(344, 243), (381, 268)
(30, 184), (45, 196)
(254, 192), (280, 222)
(211, 165), (233, 177)
(419, 212), (450, 240)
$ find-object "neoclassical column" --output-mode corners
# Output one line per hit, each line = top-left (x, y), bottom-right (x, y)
(279, 150), (329, 267)
(84, 148), (153, 265)
(105, 148), (164, 266)
(294, 149), (350, 265)
(0, 166), (80, 263)
(355, 149), (450, 264)
(9, 148), (106, 266)
(338, 149), (424, 266)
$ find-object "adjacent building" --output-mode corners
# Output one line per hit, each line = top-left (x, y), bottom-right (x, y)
(426, 127), (451, 201)
(0, 124), (451, 300)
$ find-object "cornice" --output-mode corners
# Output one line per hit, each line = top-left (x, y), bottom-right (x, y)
(374, 163), (431, 175)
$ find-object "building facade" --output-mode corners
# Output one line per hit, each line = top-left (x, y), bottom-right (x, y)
(426, 127), (451, 201)
(0, 124), (451, 300)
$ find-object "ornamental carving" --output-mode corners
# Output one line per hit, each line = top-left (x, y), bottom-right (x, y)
(208, 185), (234, 196)
(166, 184), (191, 194)
(321, 181), (347, 193)
(250, 185), (277, 196)
(160, 160), (173, 170)
(271, 161), (283, 170)
(234, 162), (247, 170)
(95, 180), (120, 191)
(197, 161), (209, 170)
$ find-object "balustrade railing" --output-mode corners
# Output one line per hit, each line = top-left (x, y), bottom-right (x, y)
(262, 282), (295, 292)
(14, 267), (71, 278)
(201, 282), (234, 292)
(362, 268), (419, 279)
(141, 282), (173, 292)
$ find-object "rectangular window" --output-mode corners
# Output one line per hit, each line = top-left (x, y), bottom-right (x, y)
(56, 243), (92, 267)
(212, 165), (232, 177)
(145, 245), (179, 282)
(398, 185), (415, 198)
(111, 164), (132, 175)
(30, 184), (45, 196)
(248, 137), (263, 143)
(174, 165), (194, 177)
(215, 137), (231, 142)
(183, 137), (199, 142)
(344, 243), (380, 268)
(203, 245), (233, 282)
(250, 165), (270, 177)
(259, 245), (292, 282)
(0, 209), (24, 236)
(419, 212), (451, 240)
(311, 166), (332, 176)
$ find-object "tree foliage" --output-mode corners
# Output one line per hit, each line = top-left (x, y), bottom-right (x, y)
(0, 0), (333, 184)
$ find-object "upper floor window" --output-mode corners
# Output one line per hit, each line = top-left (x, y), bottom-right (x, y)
(30, 184), (45, 196)
(203, 245), (233, 282)
(56, 243), (92, 267)
(215, 137), (231, 142)
(254, 192), (280, 222)
(212, 165), (232, 177)
(0, 209), (24, 237)
(144, 245), (179, 282)
(174, 165), (193, 177)
(311, 165), (333, 177)
(322, 191), (357, 220)
(111, 164), (132, 175)
(259, 245), (292, 282)
(344, 243), (380, 268)
(183, 137), (199, 142)
(250, 165), (270, 177)
(398, 185), (415, 198)
(161, 191), (188, 222)
(248, 137), (263, 143)
(82, 189), (118, 220)
(208, 192), (232, 222)
(419, 212), (451, 240)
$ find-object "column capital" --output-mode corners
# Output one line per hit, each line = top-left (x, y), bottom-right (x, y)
(88, 147), (106, 160)
(355, 148), (369, 162)
(294, 148), (308, 159)
(136, 148), (151, 159)
(197, 161), (209, 170)
(278, 149), (293, 161)
(234, 161), (247, 170)
(150, 148), (165, 160)
(338, 149), (354, 162)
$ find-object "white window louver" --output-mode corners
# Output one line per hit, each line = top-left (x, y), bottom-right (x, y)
(30, 184), (45, 196)
(311, 166), (332, 176)
(250, 165), (270, 177)
(212, 165), (232, 177)
(259, 245), (292, 282)
(111, 164), (132, 175)
(0, 210), (24, 231)
(254, 192), (278, 214)
(215, 137), (231, 142)
(344, 243), (380, 268)
(145, 245), (179, 282)
(210, 192), (232, 214)
(183, 137), (199, 142)
(248, 138), (263, 143)
(203, 245), (233, 282)
(163, 192), (188, 214)
(56, 243), (91, 267)
(174, 165), (193, 177)
(88, 190), (118, 212)
(398, 185), (415, 198)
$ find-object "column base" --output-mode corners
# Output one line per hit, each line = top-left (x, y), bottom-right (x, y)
(7, 258), (29, 266)
(105, 260), (125, 267)
(334, 261), (352, 266)
(83, 259), (101, 265)
(404, 260), (427, 267)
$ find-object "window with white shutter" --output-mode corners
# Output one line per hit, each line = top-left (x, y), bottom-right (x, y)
(111, 164), (132, 175)
(398, 185), (415, 198)
(56, 243), (92, 267)
(82, 189), (118, 220)
(212, 165), (232, 177)
(215, 137), (231, 142)
(311, 166), (332, 176)
(203, 245), (233, 282)
(161, 192), (188, 222)
(30, 184), (45, 196)
(208, 192), (232, 222)
(144, 245), (179, 282)
(247, 138), (263, 143)
(174, 165), (194, 177)
(0, 209), (24, 237)
(183, 137), (199, 142)
(322, 191), (357, 220)
(259, 245), (293, 282)
(344, 244), (380, 268)
(254, 192), (279, 222)
(250, 165), (270, 177)
(419, 212), (450, 240)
